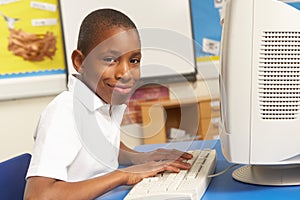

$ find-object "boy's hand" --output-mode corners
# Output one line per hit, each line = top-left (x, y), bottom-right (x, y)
(131, 148), (193, 164)
(120, 159), (191, 185)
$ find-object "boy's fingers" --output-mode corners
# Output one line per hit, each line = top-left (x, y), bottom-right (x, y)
(158, 160), (191, 171)
(180, 152), (193, 159)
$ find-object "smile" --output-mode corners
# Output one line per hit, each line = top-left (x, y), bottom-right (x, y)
(108, 83), (133, 95)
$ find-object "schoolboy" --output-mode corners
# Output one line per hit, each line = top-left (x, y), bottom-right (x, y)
(24, 8), (192, 200)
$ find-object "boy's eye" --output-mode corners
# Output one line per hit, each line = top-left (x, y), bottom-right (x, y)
(130, 58), (140, 64)
(103, 57), (116, 64)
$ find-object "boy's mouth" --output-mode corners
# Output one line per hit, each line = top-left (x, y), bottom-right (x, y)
(108, 83), (133, 95)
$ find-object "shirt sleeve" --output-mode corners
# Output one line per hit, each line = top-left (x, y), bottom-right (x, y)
(26, 93), (82, 181)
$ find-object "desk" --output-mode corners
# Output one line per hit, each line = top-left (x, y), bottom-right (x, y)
(96, 140), (300, 200)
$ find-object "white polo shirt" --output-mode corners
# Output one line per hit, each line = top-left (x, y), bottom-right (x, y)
(26, 75), (127, 182)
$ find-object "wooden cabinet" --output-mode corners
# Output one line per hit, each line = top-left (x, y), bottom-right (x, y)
(139, 96), (220, 144)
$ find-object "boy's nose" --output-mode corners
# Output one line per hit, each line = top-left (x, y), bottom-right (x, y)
(115, 61), (131, 80)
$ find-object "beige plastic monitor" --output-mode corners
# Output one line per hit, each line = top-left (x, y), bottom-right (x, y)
(219, 0), (300, 186)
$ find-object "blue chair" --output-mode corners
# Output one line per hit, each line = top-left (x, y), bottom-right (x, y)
(0, 153), (31, 200)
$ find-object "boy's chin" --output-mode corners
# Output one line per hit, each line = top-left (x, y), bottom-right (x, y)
(110, 94), (131, 105)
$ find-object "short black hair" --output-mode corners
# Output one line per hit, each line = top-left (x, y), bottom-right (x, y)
(77, 8), (138, 55)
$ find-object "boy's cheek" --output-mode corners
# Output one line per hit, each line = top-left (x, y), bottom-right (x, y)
(132, 67), (141, 80)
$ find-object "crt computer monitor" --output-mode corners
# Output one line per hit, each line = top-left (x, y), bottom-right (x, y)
(219, 0), (300, 186)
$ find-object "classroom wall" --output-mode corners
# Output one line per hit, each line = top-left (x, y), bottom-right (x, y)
(0, 26), (220, 161)
(0, 95), (54, 162)
(0, 0), (221, 162)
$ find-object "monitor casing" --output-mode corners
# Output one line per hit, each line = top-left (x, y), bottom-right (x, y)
(219, 0), (300, 185)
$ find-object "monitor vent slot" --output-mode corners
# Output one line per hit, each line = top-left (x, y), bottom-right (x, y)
(258, 31), (300, 120)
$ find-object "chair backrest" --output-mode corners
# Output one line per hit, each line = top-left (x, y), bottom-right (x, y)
(0, 153), (31, 200)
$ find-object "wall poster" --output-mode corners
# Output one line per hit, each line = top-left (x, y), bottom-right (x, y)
(0, 0), (67, 100)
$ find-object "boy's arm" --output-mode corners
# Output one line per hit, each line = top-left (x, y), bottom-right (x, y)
(24, 157), (191, 200)
(118, 141), (140, 165)
(120, 141), (138, 153)
(24, 170), (128, 200)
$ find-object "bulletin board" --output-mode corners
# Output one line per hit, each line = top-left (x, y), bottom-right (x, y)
(60, 0), (197, 83)
(190, 0), (300, 60)
(0, 0), (67, 100)
(190, 0), (224, 80)
(190, 0), (223, 61)
(189, 0), (300, 80)
(286, 1), (300, 10)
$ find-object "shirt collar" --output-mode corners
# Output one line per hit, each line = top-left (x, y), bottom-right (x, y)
(67, 75), (127, 114)
(68, 75), (106, 112)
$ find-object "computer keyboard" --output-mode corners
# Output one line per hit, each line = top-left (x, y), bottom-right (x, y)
(124, 149), (216, 200)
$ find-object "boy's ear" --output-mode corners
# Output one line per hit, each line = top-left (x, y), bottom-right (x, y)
(71, 50), (85, 73)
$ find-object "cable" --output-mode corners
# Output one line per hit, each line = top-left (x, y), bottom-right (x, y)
(207, 164), (240, 178)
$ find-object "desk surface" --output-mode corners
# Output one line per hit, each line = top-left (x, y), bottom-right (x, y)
(97, 140), (300, 200)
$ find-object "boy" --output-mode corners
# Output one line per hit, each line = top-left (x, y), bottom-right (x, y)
(24, 8), (192, 200)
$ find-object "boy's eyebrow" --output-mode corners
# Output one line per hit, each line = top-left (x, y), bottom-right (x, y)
(131, 51), (142, 57)
(103, 49), (141, 57)
(104, 50), (120, 56)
